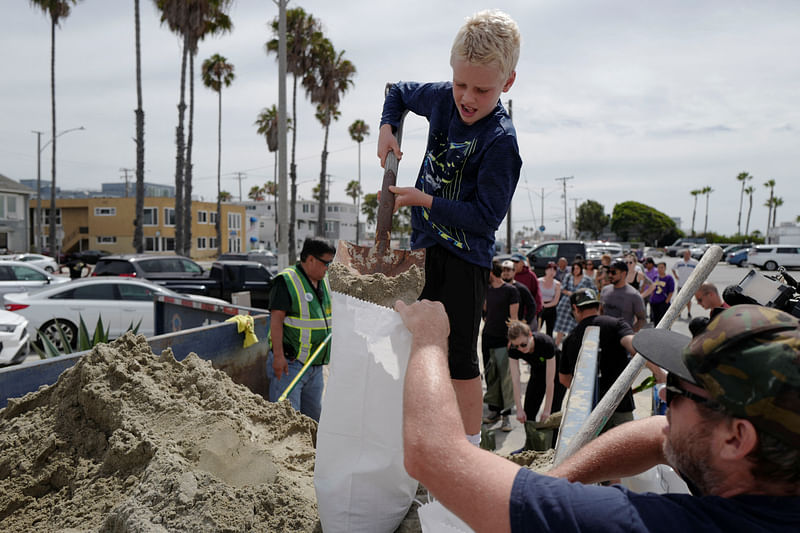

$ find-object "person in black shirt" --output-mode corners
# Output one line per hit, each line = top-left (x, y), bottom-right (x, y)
(506, 320), (555, 423)
(482, 260), (519, 431)
(501, 260), (535, 325)
(558, 288), (637, 432)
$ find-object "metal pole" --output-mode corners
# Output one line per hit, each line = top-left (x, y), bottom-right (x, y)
(275, 0), (289, 268)
(32, 131), (43, 253)
(506, 99), (513, 253)
(555, 176), (573, 238)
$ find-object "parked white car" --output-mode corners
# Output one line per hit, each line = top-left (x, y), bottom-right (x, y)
(746, 245), (800, 271)
(0, 261), (70, 299)
(0, 309), (30, 366)
(3, 277), (225, 350)
(10, 253), (60, 273)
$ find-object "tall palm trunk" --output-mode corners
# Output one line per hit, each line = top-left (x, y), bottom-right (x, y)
(289, 74), (299, 261)
(356, 140), (361, 245)
(765, 189), (774, 243)
(134, 0), (145, 253)
(48, 18), (58, 256)
(316, 114), (330, 237)
(745, 193), (753, 236)
(703, 193), (710, 235)
(216, 77), (223, 256)
(183, 53), (195, 257)
(737, 183), (744, 235)
(273, 156), (278, 247)
(690, 195), (698, 236)
(173, 33), (189, 255)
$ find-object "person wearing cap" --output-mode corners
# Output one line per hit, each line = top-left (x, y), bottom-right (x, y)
(509, 253), (542, 330)
(558, 288), (638, 433)
(600, 259), (647, 332)
(395, 300), (800, 532)
(482, 260), (520, 432)
(501, 260), (536, 327)
(644, 261), (675, 326)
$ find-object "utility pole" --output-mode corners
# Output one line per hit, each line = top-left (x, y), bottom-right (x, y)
(274, 0), (289, 266)
(233, 172), (247, 201)
(555, 176), (574, 239)
(120, 167), (134, 198)
(571, 198), (582, 239)
(32, 130), (43, 252)
(506, 99), (513, 253)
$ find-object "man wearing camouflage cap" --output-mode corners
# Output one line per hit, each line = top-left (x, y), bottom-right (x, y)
(547, 304), (800, 529)
(396, 300), (800, 532)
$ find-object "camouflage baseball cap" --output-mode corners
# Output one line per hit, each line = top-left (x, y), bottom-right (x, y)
(570, 287), (599, 308)
(634, 305), (800, 448)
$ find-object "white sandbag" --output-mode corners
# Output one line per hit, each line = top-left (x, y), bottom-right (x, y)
(314, 292), (418, 533)
(417, 496), (475, 533)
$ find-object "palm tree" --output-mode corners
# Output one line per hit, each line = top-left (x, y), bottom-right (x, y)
(248, 185), (265, 201)
(702, 186), (713, 235)
(30, 0), (80, 257)
(202, 53), (235, 257)
(219, 190), (232, 202)
(772, 197), (783, 228)
(348, 119), (369, 244)
(690, 189), (702, 235)
(735, 172), (752, 235)
(264, 180), (278, 247)
(134, 0), (145, 253)
(763, 179), (775, 242)
(303, 38), (356, 237)
(267, 8), (322, 260)
(345, 179), (362, 240)
(154, 0), (233, 255)
(744, 185), (755, 236)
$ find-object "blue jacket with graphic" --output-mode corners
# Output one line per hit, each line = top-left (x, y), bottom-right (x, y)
(381, 81), (522, 268)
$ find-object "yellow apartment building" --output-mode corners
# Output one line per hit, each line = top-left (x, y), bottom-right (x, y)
(33, 197), (246, 260)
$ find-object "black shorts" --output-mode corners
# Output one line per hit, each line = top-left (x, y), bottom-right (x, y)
(419, 245), (489, 380)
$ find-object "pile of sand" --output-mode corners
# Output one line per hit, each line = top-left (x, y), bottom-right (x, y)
(0, 333), (321, 532)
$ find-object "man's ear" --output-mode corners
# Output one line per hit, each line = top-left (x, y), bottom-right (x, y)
(718, 418), (759, 461)
(502, 70), (516, 92)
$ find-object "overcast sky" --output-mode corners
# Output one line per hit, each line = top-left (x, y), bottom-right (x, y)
(2, 0), (798, 240)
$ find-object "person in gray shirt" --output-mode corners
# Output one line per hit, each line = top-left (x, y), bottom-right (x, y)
(600, 260), (646, 332)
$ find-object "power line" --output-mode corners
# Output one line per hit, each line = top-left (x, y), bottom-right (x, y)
(120, 167), (134, 197)
(232, 172), (247, 201)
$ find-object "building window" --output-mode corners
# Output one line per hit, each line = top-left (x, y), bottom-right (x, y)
(209, 237), (217, 249)
(162, 237), (175, 251)
(97, 236), (117, 244)
(164, 208), (176, 226)
(94, 207), (117, 216)
(228, 237), (241, 253)
(228, 213), (241, 230)
(144, 237), (157, 251)
(198, 211), (208, 224)
(210, 212), (218, 225)
(143, 207), (158, 226)
(44, 208), (62, 226)
(197, 237), (206, 249)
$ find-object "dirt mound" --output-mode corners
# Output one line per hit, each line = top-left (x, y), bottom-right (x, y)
(0, 333), (321, 532)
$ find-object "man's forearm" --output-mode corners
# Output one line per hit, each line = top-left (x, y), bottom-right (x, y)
(547, 416), (668, 483)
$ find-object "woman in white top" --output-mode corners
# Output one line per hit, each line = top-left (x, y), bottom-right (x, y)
(536, 261), (561, 338)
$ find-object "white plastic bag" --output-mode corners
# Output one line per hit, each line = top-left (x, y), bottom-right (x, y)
(314, 292), (418, 533)
(417, 495), (475, 533)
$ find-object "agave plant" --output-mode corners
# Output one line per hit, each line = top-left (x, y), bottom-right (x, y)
(33, 314), (142, 359)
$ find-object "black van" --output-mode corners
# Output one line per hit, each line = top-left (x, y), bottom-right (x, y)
(526, 241), (587, 276)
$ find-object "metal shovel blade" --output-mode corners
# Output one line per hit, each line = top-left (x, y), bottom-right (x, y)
(336, 239), (425, 277)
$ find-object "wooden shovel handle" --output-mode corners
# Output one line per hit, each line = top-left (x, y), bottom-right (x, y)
(376, 83), (407, 254)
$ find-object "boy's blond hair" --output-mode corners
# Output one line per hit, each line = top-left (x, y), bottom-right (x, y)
(450, 10), (521, 79)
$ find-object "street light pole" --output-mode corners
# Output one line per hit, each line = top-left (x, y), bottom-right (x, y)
(32, 126), (84, 254)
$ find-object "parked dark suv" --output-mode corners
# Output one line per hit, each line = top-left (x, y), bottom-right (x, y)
(92, 254), (205, 281)
(526, 241), (587, 275)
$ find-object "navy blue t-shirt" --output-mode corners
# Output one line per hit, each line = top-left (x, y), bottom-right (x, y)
(510, 468), (800, 532)
(381, 81), (522, 268)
